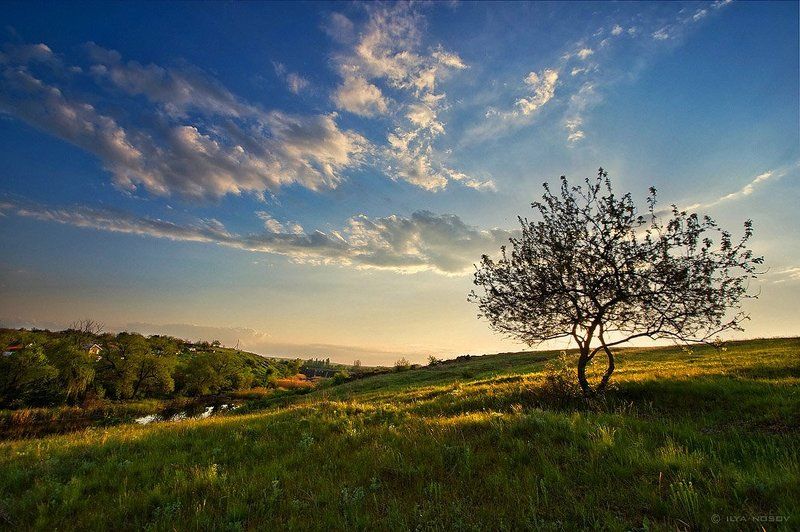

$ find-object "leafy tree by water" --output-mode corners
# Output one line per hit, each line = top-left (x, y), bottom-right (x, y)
(1, 327), (306, 406)
(128, 352), (176, 397)
(0, 345), (57, 406)
(180, 350), (253, 395)
(48, 343), (95, 402)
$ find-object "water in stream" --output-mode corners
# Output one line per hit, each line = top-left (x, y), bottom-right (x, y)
(135, 403), (237, 425)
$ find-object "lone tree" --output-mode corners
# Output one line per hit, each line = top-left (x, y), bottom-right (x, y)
(470, 169), (763, 396)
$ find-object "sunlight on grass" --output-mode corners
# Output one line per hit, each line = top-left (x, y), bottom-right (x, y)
(0, 338), (797, 529)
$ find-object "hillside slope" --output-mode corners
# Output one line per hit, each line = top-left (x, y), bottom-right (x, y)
(0, 338), (798, 530)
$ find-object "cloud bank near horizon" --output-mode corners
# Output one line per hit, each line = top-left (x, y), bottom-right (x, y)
(0, 198), (516, 276)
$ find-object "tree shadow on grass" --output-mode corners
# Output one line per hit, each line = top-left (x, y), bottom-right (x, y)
(408, 373), (798, 427)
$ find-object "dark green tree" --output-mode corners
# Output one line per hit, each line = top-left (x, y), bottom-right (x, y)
(49, 343), (95, 402)
(0, 345), (57, 406)
(181, 351), (253, 395)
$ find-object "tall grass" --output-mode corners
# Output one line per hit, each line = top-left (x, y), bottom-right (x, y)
(0, 337), (797, 530)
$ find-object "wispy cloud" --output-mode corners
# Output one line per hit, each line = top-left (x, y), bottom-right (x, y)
(515, 69), (559, 117)
(273, 61), (310, 94)
(332, 73), (389, 117)
(468, 1), (735, 146)
(770, 266), (800, 284)
(326, 4), (492, 192)
(0, 199), (516, 276)
(682, 163), (798, 211)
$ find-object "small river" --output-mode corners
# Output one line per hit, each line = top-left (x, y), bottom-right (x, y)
(135, 403), (238, 425)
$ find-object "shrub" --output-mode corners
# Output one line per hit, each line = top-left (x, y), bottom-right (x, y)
(539, 351), (582, 403)
(332, 371), (350, 385)
(273, 375), (314, 390)
(394, 358), (412, 372)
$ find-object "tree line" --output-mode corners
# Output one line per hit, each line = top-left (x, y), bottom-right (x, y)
(0, 324), (302, 408)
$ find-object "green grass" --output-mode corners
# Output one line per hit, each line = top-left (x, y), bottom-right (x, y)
(0, 338), (798, 530)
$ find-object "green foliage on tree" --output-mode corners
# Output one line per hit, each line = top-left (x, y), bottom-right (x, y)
(179, 351), (254, 396)
(48, 343), (95, 402)
(0, 326), (301, 407)
(394, 358), (412, 372)
(472, 169), (764, 395)
(0, 345), (58, 406)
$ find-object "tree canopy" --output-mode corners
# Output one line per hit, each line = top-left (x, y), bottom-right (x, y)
(471, 168), (763, 395)
(0, 327), (301, 407)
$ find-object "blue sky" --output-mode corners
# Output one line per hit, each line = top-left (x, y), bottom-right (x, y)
(0, 1), (798, 363)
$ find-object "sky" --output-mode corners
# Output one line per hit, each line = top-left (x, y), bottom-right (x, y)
(0, 1), (798, 364)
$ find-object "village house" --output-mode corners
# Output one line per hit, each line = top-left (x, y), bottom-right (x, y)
(82, 343), (104, 360)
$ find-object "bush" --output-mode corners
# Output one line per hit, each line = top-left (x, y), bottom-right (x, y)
(394, 358), (412, 372)
(539, 351), (582, 403)
(332, 371), (350, 385)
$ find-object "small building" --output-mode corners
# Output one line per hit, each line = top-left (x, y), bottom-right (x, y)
(82, 343), (104, 360)
(300, 367), (338, 378)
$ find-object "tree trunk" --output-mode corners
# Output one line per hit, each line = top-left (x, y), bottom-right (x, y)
(577, 345), (615, 396)
(577, 348), (591, 396)
(596, 344), (615, 393)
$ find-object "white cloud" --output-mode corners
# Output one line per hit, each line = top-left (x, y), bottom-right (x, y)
(257, 211), (286, 233)
(470, 2), (732, 147)
(432, 48), (467, 70)
(515, 69), (559, 115)
(89, 45), (259, 119)
(652, 28), (670, 41)
(0, 42), (55, 64)
(773, 267), (800, 283)
(467, 66), (561, 143)
(565, 118), (585, 143)
(286, 73), (310, 94)
(0, 43), (368, 200)
(406, 101), (442, 131)
(0, 67), (145, 179)
(256, 211), (304, 234)
(1, 200), (516, 276)
(692, 170), (775, 208)
(692, 9), (708, 22)
(444, 168), (497, 191)
(563, 82), (597, 142)
(332, 74), (389, 116)
(329, 4), (486, 192)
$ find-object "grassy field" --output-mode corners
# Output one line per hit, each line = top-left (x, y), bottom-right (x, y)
(0, 338), (798, 530)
